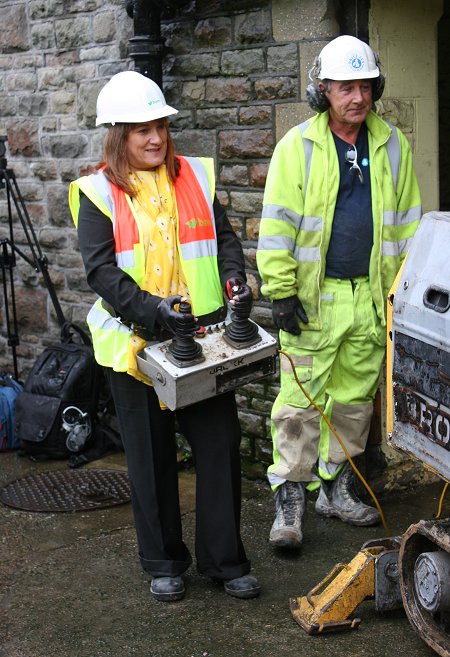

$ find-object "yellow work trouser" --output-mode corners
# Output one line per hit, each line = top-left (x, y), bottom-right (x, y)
(268, 277), (386, 484)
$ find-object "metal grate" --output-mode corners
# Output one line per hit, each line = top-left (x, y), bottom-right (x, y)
(0, 468), (131, 512)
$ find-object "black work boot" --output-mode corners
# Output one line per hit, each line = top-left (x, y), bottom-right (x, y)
(269, 481), (306, 549)
(315, 462), (380, 526)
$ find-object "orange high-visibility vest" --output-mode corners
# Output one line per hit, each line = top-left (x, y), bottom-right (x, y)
(69, 156), (224, 371)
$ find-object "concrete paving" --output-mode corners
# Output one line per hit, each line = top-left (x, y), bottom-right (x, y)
(0, 450), (443, 657)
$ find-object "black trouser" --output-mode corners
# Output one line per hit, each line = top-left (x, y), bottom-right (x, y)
(104, 369), (250, 580)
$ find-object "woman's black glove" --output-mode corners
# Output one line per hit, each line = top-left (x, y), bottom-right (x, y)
(272, 295), (309, 335)
(226, 277), (253, 315)
(155, 295), (183, 334)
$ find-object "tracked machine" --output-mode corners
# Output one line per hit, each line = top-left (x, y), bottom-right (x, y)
(290, 211), (450, 655)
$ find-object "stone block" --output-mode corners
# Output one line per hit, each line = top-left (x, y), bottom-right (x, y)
(0, 5), (30, 53)
(245, 217), (260, 241)
(230, 190), (263, 214)
(171, 53), (220, 77)
(235, 10), (271, 44)
(219, 129), (273, 158)
(196, 108), (238, 129)
(18, 94), (48, 117)
(173, 129), (216, 158)
(194, 17), (232, 47)
(15, 287), (48, 332)
(221, 49), (264, 75)
(8, 122), (40, 157)
(31, 23), (56, 50)
(249, 163), (268, 187)
(220, 165), (249, 186)
(55, 17), (91, 50)
(180, 80), (206, 106)
(254, 76), (297, 101)
(267, 43), (298, 73)
(93, 11), (116, 43)
(239, 105), (271, 125)
(43, 134), (89, 160)
(206, 78), (251, 103)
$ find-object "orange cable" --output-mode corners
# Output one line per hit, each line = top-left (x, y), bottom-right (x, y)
(278, 349), (391, 535)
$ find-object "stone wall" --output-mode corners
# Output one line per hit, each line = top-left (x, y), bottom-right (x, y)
(0, 0), (340, 477)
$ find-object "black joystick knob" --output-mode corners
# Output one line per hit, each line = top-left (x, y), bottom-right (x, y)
(223, 285), (260, 349)
(166, 300), (204, 367)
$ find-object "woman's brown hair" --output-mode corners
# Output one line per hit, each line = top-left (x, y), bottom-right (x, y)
(97, 119), (180, 196)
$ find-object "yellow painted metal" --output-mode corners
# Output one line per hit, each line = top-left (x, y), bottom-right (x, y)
(386, 259), (406, 436)
(290, 548), (380, 635)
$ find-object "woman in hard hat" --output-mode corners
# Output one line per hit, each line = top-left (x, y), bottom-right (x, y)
(69, 71), (261, 602)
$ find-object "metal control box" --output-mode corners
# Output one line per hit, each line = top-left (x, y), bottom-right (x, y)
(136, 320), (278, 410)
(390, 211), (450, 481)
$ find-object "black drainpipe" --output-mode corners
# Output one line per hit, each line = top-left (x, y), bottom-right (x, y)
(125, 0), (190, 87)
(336, 0), (371, 43)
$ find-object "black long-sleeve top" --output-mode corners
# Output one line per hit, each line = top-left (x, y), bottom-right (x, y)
(77, 193), (246, 333)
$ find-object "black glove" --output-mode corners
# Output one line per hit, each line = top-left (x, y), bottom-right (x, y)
(155, 295), (184, 334)
(226, 277), (253, 315)
(272, 295), (309, 335)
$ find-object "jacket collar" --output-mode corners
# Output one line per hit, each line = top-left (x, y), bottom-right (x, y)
(303, 109), (391, 146)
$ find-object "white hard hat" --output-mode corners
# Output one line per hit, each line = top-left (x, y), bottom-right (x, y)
(96, 70), (178, 127)
(316, 35), (380, 81)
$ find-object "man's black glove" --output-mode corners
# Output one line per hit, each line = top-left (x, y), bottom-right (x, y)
(272, 295), (309, 335)
(155, 295), (184, 334)
(226, 277), (253, 315)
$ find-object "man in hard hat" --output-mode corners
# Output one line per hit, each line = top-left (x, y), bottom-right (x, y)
(257, 35), (422, 550)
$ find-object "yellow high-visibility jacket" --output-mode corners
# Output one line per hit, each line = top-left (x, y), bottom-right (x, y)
(257, 110), (422, 330)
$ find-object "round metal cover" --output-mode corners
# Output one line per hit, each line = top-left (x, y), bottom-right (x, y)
(0, 468), (131, 512)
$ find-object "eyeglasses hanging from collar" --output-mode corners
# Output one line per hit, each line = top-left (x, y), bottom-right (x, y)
(345, 144), (364, 184)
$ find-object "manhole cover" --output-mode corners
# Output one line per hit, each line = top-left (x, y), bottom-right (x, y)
(0, 468), (131, 512)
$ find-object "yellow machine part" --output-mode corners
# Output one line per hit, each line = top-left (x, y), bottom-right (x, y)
(385, 259), (407, 436)
(290, 547), (382, 634)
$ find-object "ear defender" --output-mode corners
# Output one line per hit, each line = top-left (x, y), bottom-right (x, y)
(306, 83), (331, 113)
(306, 56), (331, 113)
(372, 74), (385, 101)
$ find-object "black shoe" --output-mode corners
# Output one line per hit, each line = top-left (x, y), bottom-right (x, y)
(224, 575), (261, 599)
(150, 576), (185, 602)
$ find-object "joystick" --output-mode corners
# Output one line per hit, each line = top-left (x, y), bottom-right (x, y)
(166, 300), (204, 367)
(223, 285), (261, 349)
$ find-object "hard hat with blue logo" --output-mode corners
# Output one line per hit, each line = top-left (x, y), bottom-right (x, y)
(306, 35), (385, 112)
(315, 35), (380, 81)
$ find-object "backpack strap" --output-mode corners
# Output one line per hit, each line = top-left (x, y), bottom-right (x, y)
(60, 321), (92, 346)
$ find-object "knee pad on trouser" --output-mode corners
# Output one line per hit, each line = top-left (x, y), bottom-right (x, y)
(269, 404), (321, 482)
(318, 400), (373, 479)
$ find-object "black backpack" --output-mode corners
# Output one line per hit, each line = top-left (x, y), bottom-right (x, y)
(14, 322), (121, 466)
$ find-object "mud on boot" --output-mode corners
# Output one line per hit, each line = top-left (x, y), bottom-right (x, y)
(315, 462), (380, 526)
(269, 481), (306, 549)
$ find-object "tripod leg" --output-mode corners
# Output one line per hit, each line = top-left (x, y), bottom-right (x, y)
(0, 240), (20, 380)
